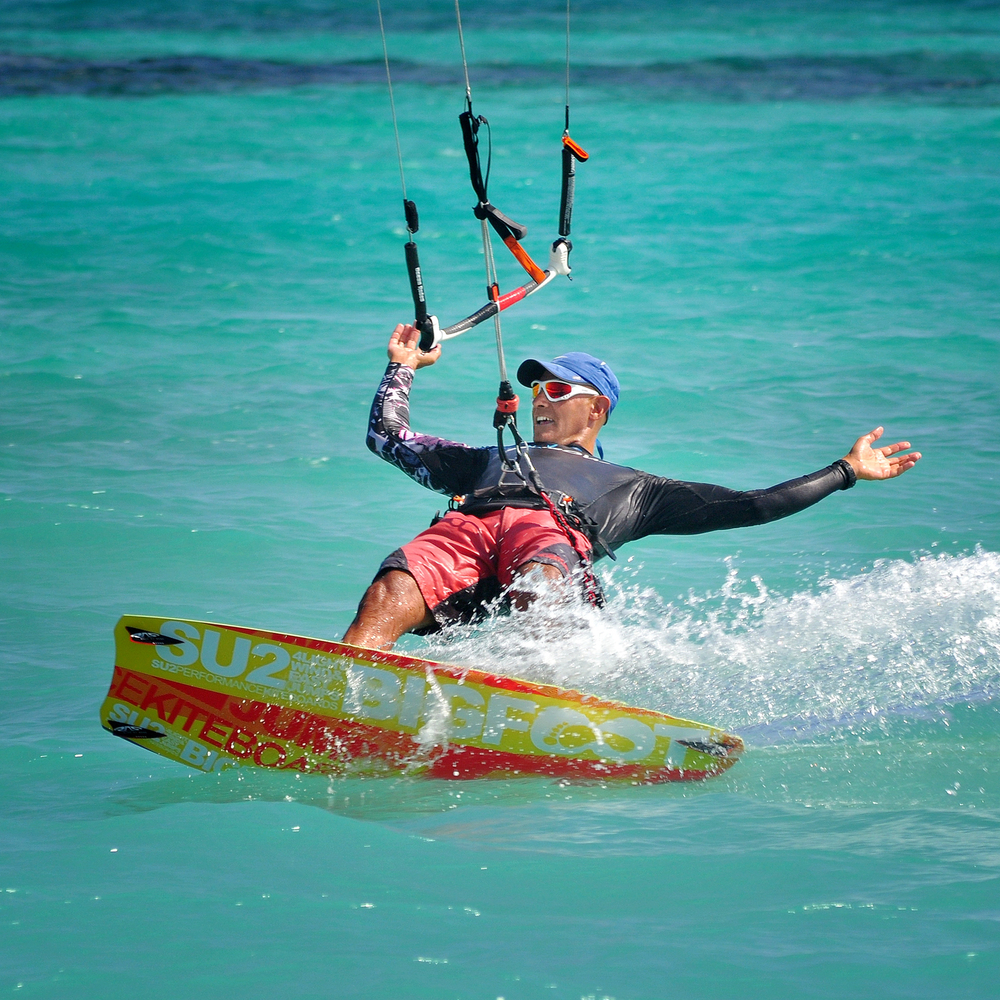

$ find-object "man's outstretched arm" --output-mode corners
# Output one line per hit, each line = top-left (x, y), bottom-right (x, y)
(633, 428), (921, 538)
(366, 324), (490, 495)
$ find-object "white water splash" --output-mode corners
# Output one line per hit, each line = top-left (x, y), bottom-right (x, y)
(416, 549), (1000, 743)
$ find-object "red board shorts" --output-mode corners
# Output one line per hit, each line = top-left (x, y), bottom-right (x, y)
(376, 507), (592, 632)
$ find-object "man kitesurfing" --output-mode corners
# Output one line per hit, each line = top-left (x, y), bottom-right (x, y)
(348, 3), (921, 651)
(343, 325), (921, 650)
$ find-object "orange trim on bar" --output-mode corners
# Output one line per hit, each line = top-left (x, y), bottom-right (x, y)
(502, 236), (547, 283)
(563, 135), (589, 161)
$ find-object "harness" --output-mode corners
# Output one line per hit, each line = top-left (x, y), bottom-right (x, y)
(447, 442), (615, 610)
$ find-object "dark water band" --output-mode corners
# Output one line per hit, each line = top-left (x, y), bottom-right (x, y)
(2, 51), (998, 100)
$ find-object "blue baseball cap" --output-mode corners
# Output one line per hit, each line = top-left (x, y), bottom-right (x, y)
(517, 352), (620, 414)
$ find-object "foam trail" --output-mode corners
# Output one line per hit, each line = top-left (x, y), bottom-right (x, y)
(416, 550), (1000, 744)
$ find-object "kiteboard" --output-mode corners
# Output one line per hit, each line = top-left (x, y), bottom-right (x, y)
(100, 615), (743, 782)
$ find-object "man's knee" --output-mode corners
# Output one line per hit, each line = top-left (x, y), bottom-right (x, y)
(345, 569), (433, 648)
(358, 569), (423, 612)
(508, 560), (566, 611)
(514, 560), (565, 583)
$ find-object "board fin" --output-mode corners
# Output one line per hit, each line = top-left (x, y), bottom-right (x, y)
(108, 720), (168, 740)
(126, 626), (182, 645)
(677, 739), (737, 758)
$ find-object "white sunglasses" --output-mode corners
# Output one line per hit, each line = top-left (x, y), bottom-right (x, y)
(531, 379), (600, 402)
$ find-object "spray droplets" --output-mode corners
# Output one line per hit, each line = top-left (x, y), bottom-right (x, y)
(418, 549), (1000, 743)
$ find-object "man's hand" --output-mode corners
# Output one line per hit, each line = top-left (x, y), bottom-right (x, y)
(843, 427), (921, 481)
(387, 323), (441, 370)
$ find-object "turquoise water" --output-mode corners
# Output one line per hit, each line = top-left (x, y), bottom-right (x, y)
(2, 1), (999, 996)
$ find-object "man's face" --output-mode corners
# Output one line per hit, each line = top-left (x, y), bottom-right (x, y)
(531, 381), (606, 446)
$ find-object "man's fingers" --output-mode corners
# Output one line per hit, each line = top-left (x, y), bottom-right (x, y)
(885, 452), (921, 477)
(880, 441), (911, 456)
(856, 426), (884, 448)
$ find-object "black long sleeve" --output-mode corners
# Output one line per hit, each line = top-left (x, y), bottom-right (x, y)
(628, 462), (855, 540)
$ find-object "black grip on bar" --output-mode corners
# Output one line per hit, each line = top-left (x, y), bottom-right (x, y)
(404, 199), (419, 234)
(404, 240), (428, 327)
(406, 249), (437, 353)
(559, 144), (576, 238)
(417, 320), (436, 352)
(442, 300), (499, 338)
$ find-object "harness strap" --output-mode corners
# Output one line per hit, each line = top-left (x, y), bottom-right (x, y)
(499, 421), (606, 608)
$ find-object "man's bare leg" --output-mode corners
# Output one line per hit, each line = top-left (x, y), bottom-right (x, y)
(343, 570), (434, 650)
(509, 561), (564, 612)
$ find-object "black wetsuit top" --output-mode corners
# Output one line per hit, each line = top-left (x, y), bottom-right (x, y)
(366, 362), (856, 558)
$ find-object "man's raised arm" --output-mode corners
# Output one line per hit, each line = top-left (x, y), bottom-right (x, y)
(365, 324), (490, 496)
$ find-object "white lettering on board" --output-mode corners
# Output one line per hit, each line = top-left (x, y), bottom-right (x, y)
(245, 642), (291, 688)
(437, 684), (486, 740)
(200, 629), (251, 678)
(481, 694), (539, 746)
(155, 621), (200, 666)
(179, 740), (211, 767)
(343, 664), (402, 720)
(397, 675), (426, 729)
(530, 706), (596, 756)
(594, 716), (655, 762)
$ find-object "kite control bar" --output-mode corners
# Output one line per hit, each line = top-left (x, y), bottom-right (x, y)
(414, 239), (573, 352)
(380, 0), (588, 354)
(409, 110), (587, 353)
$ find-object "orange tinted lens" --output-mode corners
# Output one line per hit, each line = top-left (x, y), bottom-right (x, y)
(544, 381), (575, 399)
(531, 383), (541, 398)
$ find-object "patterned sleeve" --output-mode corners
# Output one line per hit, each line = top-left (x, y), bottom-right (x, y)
(366, 362), (490, 495)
